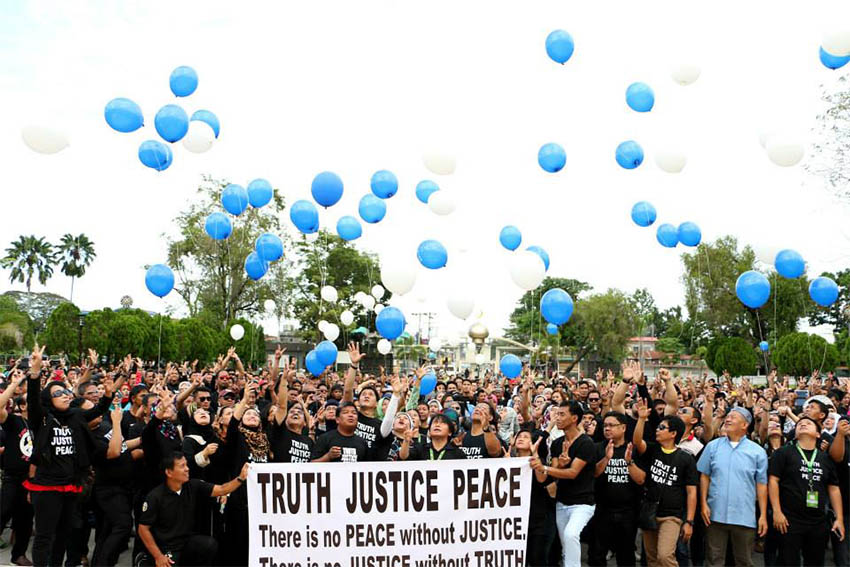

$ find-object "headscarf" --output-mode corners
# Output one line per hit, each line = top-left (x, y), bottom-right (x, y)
(238, 416), (270, 462)
(184, 408), (217, 443)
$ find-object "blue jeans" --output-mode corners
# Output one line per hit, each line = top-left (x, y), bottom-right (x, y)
(556, 502), (595, 566)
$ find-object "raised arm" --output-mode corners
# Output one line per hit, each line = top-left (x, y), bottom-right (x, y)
(211, 463), (250, 497)
(176, 373), (202, 411)
(106, 406), (124, 459)
(661, 370), (678, 416)
(27, 343), (48, 435)
(0, 370), (27, 424)
(342, 342), (364, 403)
(632, 399), (650, 455)
(273, 356), (295, 426)
(381, 376), (404, 438)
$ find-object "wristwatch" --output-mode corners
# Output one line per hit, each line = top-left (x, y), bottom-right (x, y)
(237, 477), (246, 483)
(684, 519), (694, 526)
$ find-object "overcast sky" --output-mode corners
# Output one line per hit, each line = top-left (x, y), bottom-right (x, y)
(2, 1), (850, 344)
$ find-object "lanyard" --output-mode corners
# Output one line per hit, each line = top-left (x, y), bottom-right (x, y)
(795, 443), (817, 491)
(429, 447), (447, 461)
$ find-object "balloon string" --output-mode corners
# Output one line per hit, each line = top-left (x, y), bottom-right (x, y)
(157, 304), (164, 371)
(755, 310), (768, 373)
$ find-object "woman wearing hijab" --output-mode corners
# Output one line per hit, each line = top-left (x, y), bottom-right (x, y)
(182, 407), (222, 480)
(25, 344), (122, 567)
(221, 380), (269, 566)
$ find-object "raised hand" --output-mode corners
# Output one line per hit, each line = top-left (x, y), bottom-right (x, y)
(348, 342), (364, 364)
(557, 439), (572, 467)
(274, 345), (285, 361)
(530, 436), (543, 457)
(636, 399), (651, 420)
(30, 343), (47, 376)
(88, 348), (98, 366)
(605, 439), (614, 460)
(624, 442), (633, 462)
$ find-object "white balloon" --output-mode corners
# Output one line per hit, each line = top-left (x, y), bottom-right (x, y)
(428, 192), (456, 216)
(423, 152), (456, 175)
(429, 338), (442, 352)
(377, 339), (392, 355)
(509, 251), (546, 291)
(381, 263), (417, 296)
(371, 285), (385, 300)
(230, 324), (245, 341)
(323, 323), (340, 341)
(340, 310), (354, 326)
(21, 125), (69, 154)
(447, 296), (475, 320)
(475, 353), (486, 364)
(374, 304), (384, 315)
(181, 121), (215, 153)
(758, 130), (777, 149)
(823, 30), (850, 56)
(654, 150), (687, 173)
(670, 64), (701, 86)
(264, 299), (277, 312)
(766, 136), (804, 167)
(320, 285), (338, 303)
(361, 295), (376, 311)
(752, 243), (782, 267)
(318, 320), (329, 332)
(354, 291), (367, 303)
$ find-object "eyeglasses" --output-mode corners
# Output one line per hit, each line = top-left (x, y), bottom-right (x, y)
(603, 422), (624, 428)
(656, 424), (670, 431)
(51, 389), (73, 398)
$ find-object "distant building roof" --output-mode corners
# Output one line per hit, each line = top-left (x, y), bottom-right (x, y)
(628, 337), (657, 342)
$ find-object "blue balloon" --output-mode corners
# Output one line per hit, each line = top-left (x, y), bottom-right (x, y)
(290, 200), (319, 234)
(311, 171), (344, 208)
(138, 140), (173, 171)
(526, 246), (550, 271)
(154, 104), (189, 143)
(420, 372), (437, 396)
(221, 184), (249, 216)
(656, 224), (679, 248)
(376, 306), (406, 340)
(616, 141), (644, 169)
(545, 30), (574, 64)
(315, 340), (338, 367)
(416, 180), (439, 204)
(358, 194), (387, 224)
(677, 222), (702, 247)
(820, 47), (850, 70)
(371, 170), (398, 199)
(190, 110), (220, 138)
(500, 354), (522, 378)
(104, 98), (144, 133)
(305, 350), (326, 376)
(547, 323), (559, 335)
(541, 288), (573, 325)
(499, 226), (522, 251)
(759, 341), (769, 352)
(631, 201), (657, 227)
(775, 249), (805, 279)
(809, 276), (839, 307)
(538, 143), (566, 173)
(244, 252), (269, 281)
(145, 264), (174, 298)
(169, 66), (198, 97)
(736, 270), (771, 309)
(417, 240), (448, 269)
(626, 82), (655, 112)
(255, 233), (283, 262)
(247, 178), (273, 208)
(428, 352), (437, 360)
(204, 212), (232, 240)
(336, 215), (362, 241)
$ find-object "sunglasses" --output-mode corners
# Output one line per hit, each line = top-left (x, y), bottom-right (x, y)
(657, 424), (670, 431)
(588, 397), (600, 402)
(197, 396), (211, 402)
(51, 388), (73, 398)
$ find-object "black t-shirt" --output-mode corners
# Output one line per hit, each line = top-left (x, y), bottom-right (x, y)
(638, 444), (698, 519)
(768, 442), (839, 531)
(528, 431), (555, 533)
(92, 422), (135, 486)
(34, 417), (76, 486)
(373, 432), (406, 462)
(594, 442), (640, 512)
(312, 429), (369, 463)
(139, 479), (214, 553)
(407, 441), (467, 461)
(834, 436), (850, 508)
(269, 424), (314, 464)
(460, 432), (505, 459)
(354, 413), (381, 450)
(550, 434), (598, 506)
(0, 415), (31, 476)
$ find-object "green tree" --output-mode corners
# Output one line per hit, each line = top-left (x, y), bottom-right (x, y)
(290, 231), (385, 342)
(56, 233), (96, 303)
(774, 332), (840, 376)
(656, 337), (685, 354)
(707, 337), (758, 377)
(630, 288), (663, 336)
(81, 309), (116, 358)
(228, 318), (267, 368)
(2, 235), (55, 293)
(506, 277), (592, 345)
(42, 302), (81, 358)
(174, 317), (222, 363)
(808, 76), (850, 196)
(167, 175), (290, 326)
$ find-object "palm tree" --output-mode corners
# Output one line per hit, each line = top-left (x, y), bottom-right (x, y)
(56, 233), (96, 302)
(2, 236), (55, 293)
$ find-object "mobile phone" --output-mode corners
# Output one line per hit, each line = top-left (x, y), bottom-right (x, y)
(16, 358), (29, 371)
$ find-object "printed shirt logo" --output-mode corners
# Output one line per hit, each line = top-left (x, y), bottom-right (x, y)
(19, 429), (32, 460)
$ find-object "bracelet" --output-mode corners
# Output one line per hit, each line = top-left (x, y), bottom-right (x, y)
(350, 363), (360, 370)
(237, 477), (245, 483)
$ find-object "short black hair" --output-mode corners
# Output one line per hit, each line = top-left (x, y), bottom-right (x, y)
(797, 415), (822, 433)
(560, 400), (584, 421)
(808, 399), (830, 419)
(161, 451), (186, 472)
(338, 401), (358, 414)
(431, 412), (456, 434)
(129, 384), (148, 399)
(659, 415), (686, 444)
(603, 411), (628, 426)
(358, 386), (379, 400)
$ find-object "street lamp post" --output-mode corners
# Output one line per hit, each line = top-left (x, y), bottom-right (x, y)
(77, 312), (87, 364)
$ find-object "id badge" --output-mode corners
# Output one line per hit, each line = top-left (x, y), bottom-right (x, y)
(806, 490), (819, 508)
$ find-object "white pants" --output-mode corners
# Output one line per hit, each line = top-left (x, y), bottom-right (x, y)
(555, 502), (595, 567)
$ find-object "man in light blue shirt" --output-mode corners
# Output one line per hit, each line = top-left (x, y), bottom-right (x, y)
(697, 407), (768, 567)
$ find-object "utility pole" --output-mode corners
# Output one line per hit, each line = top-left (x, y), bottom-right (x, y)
(411, 312), (435, 343)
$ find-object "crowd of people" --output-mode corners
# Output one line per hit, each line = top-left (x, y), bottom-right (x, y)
(0, 340), (848, 566)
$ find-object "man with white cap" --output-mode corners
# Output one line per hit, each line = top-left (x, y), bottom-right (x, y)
(697, 407), (768, 567)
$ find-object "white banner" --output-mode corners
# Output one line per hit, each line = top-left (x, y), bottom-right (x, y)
(248, 458), (532, 567)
